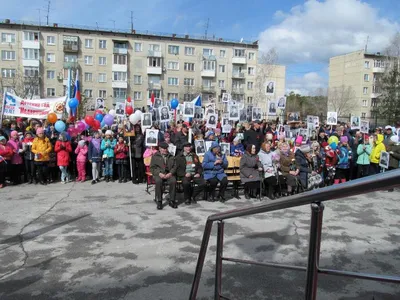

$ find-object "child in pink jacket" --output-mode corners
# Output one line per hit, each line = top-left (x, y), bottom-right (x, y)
(75, 140), (88, 182)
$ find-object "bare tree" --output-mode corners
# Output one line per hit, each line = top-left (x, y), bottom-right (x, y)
(327, 85), (356, 117)
(254, 48), (278, 108)
(0, 71), (40, 99)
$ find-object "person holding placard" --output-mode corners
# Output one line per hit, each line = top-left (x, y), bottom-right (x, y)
(369, 134), (386, 175)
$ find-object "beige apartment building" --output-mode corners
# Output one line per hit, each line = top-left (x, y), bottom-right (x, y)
(329, 50), (385, 123)
(0, 20), (285, 114)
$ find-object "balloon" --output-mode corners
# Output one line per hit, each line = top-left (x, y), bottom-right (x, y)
(328, 135), (339, 145)
(47, 113), (57, 124)
(67, 116), (76, 123)
(92, 120), (101, 130)
(103, 114), (114, 126)
(68, 98), (79, 109)
(54, 120), (66, 133)
(76, 121), (86, 133)
(67, 127), (77, 137)
(171, 98), (179, 110)
(127, 96), (132, 103)
(108, 109), (116, 117)
(82, 120), (89, 130)
(95, 109), (103, 116)
(129, 113), (140, 125)
(330, 142), (337, 150)
(95, 113), (104, 122)
(85, 115), (95, 126)
(134, 110), (142, 119)
(126, 106), (134, 116)
(101, 120), (106, 128)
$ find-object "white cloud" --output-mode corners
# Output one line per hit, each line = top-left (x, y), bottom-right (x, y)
(259, 0), (400, 64)
(287, 72), (327, 95)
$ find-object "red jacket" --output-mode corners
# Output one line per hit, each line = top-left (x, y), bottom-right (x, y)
(114, 142), (128, 160)
(55, 140), (72, 166)
(0, 144), (13, 163)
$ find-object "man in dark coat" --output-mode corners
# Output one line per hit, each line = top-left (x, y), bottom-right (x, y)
(174, 124), (192, 153)
(295, 145), (312, 189)
(150, 142), (177, 209)
(243, 121), (264, 153)
(176, 143), (206, 204)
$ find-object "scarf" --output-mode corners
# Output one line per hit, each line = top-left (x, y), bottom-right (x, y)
(92, 138), (101, 151)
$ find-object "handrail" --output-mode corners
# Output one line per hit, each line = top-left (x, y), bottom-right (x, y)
(189, 169), (400, 299)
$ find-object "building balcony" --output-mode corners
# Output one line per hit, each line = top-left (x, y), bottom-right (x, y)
(148, 82), (161, 90)
(112, 64), (128, 72)
(22, 59), (40, 68)
(232, 56), (247, 64)
(202, 86), (215, 93)
(232, 87), (245, 94)
(22, 40), (40, 49)
(370, 93), (381, 98)
(232, 72), (245, 79)
(113, 47), (128, 55)
(147, 66), (162, 74)
(148, 50), (162, 57)
(201, 69), (216, 77)
(63, 61), (79, 69)
(112, 81), (128, 89)
(63, 43), (79, 52)
(372, 67), (385, 73)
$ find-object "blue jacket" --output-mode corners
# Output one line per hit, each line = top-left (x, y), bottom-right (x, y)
(101, 138), (116, 158)
(230, 143), (244, 156)
(202, 141), (228, 181)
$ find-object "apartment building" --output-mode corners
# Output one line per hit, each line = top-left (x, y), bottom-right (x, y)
(329, 50), (386, 121)
(0, 20), (273, 113)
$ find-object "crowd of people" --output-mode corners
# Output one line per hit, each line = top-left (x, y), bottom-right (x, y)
(0, 117), (399, 210)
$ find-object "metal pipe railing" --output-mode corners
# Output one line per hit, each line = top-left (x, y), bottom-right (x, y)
(189, 169), (400, 300)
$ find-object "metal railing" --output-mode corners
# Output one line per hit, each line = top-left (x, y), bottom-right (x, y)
(189, 169), (400, 300)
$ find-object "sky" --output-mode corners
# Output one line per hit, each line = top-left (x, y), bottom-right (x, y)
(3, 0), (400, 95)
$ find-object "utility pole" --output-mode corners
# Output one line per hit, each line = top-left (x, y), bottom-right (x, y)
(130, 11), (134, 32)
(204, 18), (209, 39)
(37, 9), (41, 26)
(46, 0), (51, 25)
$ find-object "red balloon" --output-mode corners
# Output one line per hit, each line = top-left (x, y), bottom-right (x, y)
(67, 116), (76, 123)
(127, 96), (132, 103)
(126, 106), (134, 115)
(95, 109), (103, 116)
(92, 119), (101, 130)
(85, 115), (95, 126)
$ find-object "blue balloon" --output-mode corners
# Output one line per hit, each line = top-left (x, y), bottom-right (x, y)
(54, 120), (66, 133)
(69, 98), (79, 109)
(330, 142), (337, 150)
(171, 98), (179, 110)
(95, 113), (104, 122)
(100, 120), (105, 128)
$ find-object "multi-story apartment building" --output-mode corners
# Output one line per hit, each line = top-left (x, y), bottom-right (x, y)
(0, 20), (285, 114)
(329, 50), (386, 123)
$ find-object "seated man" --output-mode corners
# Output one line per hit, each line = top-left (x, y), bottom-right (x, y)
(150, 142), (177, 210)
(202, 141), (228, 202)
(176, 142), (206, 205)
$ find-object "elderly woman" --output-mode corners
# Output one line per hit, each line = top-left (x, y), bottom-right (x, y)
(240, 144), (262, 199)
(279, 142), (300, 195)
(258, 142), (279, 200)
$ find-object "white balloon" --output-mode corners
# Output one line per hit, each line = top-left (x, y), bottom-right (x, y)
(109, 109), (116, 116)
(129, 113), (140, 125)
(134, 110), (143, 118)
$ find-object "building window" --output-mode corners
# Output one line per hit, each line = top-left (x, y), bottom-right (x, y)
(85, 39), (93, 48)
(133, 75), (142, 85)
(184, 94), (194, 102)
(46, 88), (55, 97)
(46, 53), (55, 62)
(361, 112), (366, 118)
(148, 75), (161, 84)
(248, 52), (255, 60)
(168, 77), (179, 86)
(220, 50), (226, 58)
(203, 60), (216, 71)
(47, 70), (55, 79)
(167, 61), (179, 70)
(23, 31), (39, 41)
(1, 50), (15, 61)
(371, 98), (378, 107)
(98, 90), (107, 98)
(203, 48), (214, 56)
(247, 97), (253, 104)
(168, 45), (179, 55)
(84, 89), (93, 98)
(374, 60), (383, 68)
(364, 74), (369, 82)
(133, 91), (142, 100)
(84, 72), (93, 82)
(219, 65), (225, 73)
(99, 39), (107, 49)
(134, 42), (142, 52)
(2, 33), (16, 43)
(202, 78), (212, 87)
(97, 57), (106, 66)
(46, 36), (55, 45)
(113, 72), (127, 81)
(183, 78), (195, 86)
(23, 48), (39, 60)
(148, 90), (161, 99)
(218, 80), (225, 88)
(24, 67), (39, 77)
(149, 44), (160, 51)
(248, 67), (255, 75)
(185, 47), (194, 55)
(1, 68), (16, 78)
(113, 54), (127, 65)
(362, 99), (367, 107)
(247, 81), (254, 90)
(148, 57), (161, 67)
(98, 73), (107, 83)
(168, 93), (178, 100)
(84, 55), (93, 65)
(182, 62), (194, 72)
(234, 49), (245, 57)
(64, 54), (77, 62)
(364, 61), (370, 69)
(363, 87), (368, 94)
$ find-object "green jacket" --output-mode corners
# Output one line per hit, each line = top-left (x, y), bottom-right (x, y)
(356, 143), (372, 165)
(150, 151), (176, 176)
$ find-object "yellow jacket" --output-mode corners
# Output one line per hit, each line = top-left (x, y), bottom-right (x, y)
(31, 137), (52, 162)
(370, 134), (386, 164)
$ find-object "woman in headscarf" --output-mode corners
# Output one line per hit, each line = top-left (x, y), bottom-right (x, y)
(279, 142), (300, 195)
(240, 144), (262, 199)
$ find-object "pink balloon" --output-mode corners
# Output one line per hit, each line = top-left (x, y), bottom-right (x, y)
(75, 121), (86, 133)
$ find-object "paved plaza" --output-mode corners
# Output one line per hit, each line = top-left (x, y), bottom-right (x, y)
(0, 182), (399, 300)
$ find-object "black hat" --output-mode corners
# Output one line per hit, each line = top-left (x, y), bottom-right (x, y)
(182, 123), (188, 128)
(159, 142), (169, 149)
(183, 142), (192, 148)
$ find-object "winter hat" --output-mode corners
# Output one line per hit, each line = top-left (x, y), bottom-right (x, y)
(159, 142), (169, 149)
(390, 135), (399, 143)
(105, 130), (113, 136)
(0, 136), (6, 142)
(36, 127), (44, 135)
(206, 131), (215, 138)
(321, 142), (329, 149)
(295, 135), (303, 145)
(10, 130), (18, 138)
(266, 133), (273, 141)
(300, 145), (311, 153)
(340, 136), (348, 144)
(233, 136), (241, 143)
(78, 140), (86, 147)
(214, 128), (221, 135)
(311, 141), (320, 149)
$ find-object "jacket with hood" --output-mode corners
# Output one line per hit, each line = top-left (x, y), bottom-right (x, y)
(295, 149), (311, 188)
(101, 138), (116, 158)
(7, 139), (23, 164)
(202, 141), (228, 181)
(0, 142), (13, 163)
(75, 143), (88, 162)
(55, 135), (72, 167)
(370, 134), (386, 164)
(31, 136), (52, 162)
(114, 141), (129, 160)
(240, 151), (262, 184)
(356, 143), (372, 165)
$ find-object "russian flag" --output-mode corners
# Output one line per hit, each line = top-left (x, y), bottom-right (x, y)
(72, 70), (81, 102)
(191, 94), (201, 107)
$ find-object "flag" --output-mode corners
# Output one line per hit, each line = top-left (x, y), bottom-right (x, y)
(191, 94), (202, 107)
(150, 92), (155, 106)
(72, 70), (81, 102)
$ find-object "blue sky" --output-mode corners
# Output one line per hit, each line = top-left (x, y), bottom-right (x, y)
(3, 0), (400, 94)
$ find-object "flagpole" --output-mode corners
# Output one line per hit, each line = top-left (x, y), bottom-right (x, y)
(0, 91), (6, 129)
